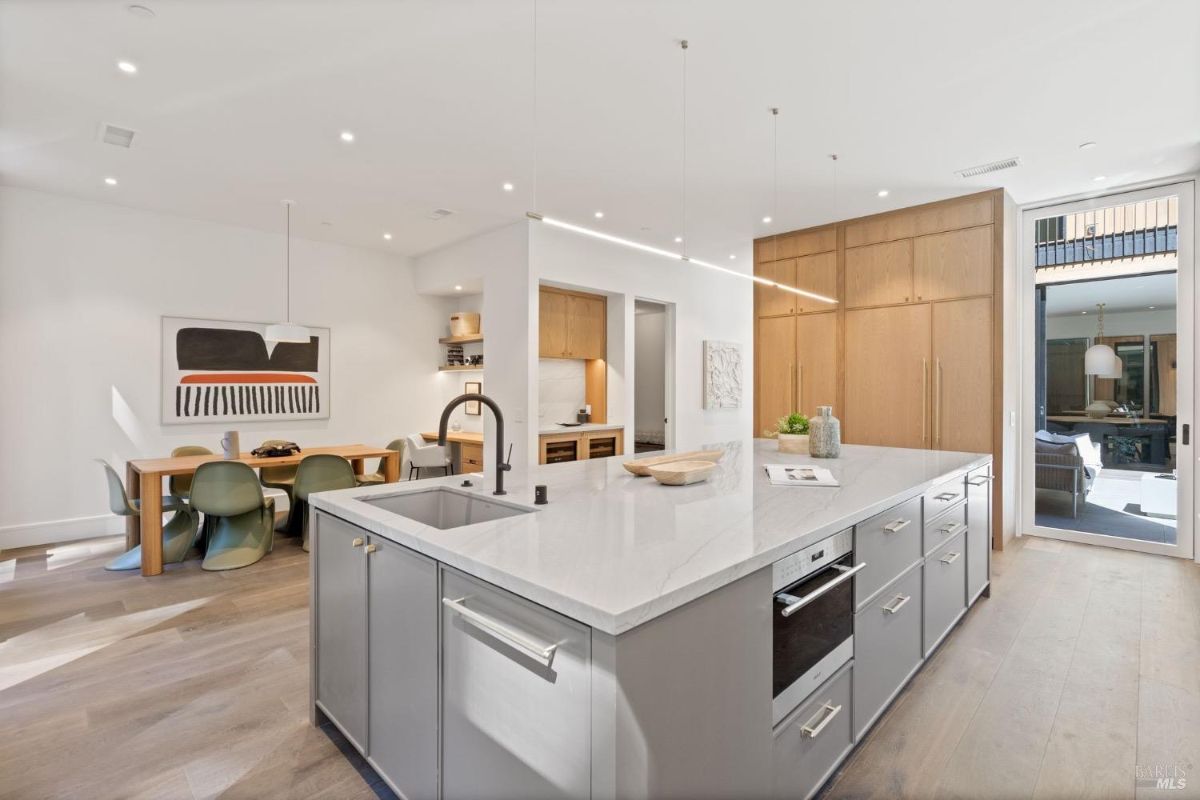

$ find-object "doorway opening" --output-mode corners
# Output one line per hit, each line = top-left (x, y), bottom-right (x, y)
(634, 300), (671, 453)
(1023, 185), (1194, 558)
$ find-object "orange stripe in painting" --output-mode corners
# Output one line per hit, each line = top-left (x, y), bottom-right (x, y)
(181, 373), (317, 384)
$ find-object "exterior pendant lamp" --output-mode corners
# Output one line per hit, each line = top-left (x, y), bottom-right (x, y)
(264, 200), (311, 344)
(1083, 303), (1118, 377)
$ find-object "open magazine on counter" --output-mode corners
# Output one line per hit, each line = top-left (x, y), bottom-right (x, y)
(764, 464), (840, 487)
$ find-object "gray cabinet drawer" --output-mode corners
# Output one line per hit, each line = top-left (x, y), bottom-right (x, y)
(773, 663), (854, 800)
(852, 565), (923, 739)
(923, 501), (966, 557)
(854, 495), (923, 609)
(441, 568), (591, 800)
(924, 475), (966, 519)
(966, 467), (991, 602)
(924, 531), (967, 655)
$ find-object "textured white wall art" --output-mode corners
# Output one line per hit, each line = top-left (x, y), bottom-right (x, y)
(702, 340), (742, 409)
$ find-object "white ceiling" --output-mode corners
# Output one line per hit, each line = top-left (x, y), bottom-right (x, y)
(1044, 272), (1177, 316)
(2, 0), (1198, 261)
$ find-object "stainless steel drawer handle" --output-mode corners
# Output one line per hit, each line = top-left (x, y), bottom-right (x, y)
(883, 594), (911, 614)
(443, 596), (559, 667)
(351, 537), (364, 547)
(966, 476), (993, 486)
(940, 551), (962, 565)
(883, 519), (911, 533)
(800, 702), (843, 739)
(775, 562), (867, 618)
(934, 492), (960, 502)
(938, 522), (965, 537)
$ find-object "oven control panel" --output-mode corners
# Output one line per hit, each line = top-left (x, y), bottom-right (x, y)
(771, 528), (852, 592)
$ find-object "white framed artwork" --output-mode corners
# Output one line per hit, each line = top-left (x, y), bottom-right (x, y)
(702, 340), (743, 410)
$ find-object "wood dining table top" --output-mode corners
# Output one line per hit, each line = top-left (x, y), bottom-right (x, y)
(1047, 415), (1169, 426)
(127, 444), (395, 476)
(421, 431), (484, 445)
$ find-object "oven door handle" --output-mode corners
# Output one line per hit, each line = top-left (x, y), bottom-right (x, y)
(775, 561), (867, 618)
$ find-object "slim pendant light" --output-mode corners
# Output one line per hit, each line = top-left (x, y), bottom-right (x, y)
(1083, 302), (1118, 376)
(264, 201), (311, 344)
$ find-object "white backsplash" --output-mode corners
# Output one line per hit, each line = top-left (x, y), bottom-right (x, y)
(539, 358), (586, 425)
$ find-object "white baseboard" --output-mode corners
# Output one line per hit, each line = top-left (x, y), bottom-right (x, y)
(0, 514), (124, 552)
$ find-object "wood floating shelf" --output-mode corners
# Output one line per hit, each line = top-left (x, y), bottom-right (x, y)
(438, 334), (484, 345)
(438, 365), (483, 372)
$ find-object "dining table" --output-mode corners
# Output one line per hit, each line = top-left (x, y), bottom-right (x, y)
(124, 444), (401, 576)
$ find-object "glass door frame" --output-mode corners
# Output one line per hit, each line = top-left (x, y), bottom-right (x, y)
(1019, 179), (1195, 560)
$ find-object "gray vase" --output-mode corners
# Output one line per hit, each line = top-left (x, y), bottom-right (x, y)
(809, 406), (841, 458)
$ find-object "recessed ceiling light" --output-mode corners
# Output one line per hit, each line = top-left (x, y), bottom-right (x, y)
(502, 182), (514, 192)
(382, 233), (392, 240)
(594, 211), (604, 219)
(104, 177), (118, 186)
(116, 60), (138, 74)
(1081, 311), (1088, 315)
(340, 131), (355, 143)
(762, 216), (772, 224)
(674, 236), (683, 243)
(1079, 141), (1097, 150)
(877, 189), (889, 197)
(1093, 175), (1107, 181)
(454, 285), (463, 291)
(1148, 305), (1156, 310)
(729, 254), (737, 260)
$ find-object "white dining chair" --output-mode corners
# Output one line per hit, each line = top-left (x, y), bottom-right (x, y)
(405, 434), (453, 479)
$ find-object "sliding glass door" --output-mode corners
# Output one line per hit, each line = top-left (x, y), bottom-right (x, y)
(1021, 182), (1194, 558)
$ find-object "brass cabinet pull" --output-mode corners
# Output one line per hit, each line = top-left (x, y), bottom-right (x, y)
(921, 359), (928, 446)
(364, 543), (378, 554)
(351, 537), (364, 548)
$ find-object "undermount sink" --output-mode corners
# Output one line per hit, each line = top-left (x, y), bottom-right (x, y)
(362, 487), (533, 530)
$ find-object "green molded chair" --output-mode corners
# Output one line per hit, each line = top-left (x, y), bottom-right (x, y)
(190, 461), (276, 571)
(258, 439), (298, 500)
(355, 438), (405, 486)
(168, 445), (213, 502)
(292, 454), (358, 552)
(99, 459), (199, 572)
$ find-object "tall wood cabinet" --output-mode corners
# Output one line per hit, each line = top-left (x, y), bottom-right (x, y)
(754, 189), (1006, 545)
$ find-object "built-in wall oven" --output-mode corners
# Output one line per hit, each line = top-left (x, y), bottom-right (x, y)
(772, 529), (865, 725)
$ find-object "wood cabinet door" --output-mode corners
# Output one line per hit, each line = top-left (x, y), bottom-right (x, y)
(845, 239), (913, 308)
(794, 251), (838, 313)
(754, 259), (796, 316)
(932, 297), (992, 453)
(538, 289), (569, 358)
(566, 294), (606, 359)
(914, 225), (993, 302)
(757, 315), (796, 435)
(795, 312), (837, 417)
(844, 304), (931, 448)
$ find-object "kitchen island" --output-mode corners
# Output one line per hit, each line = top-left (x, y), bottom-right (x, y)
(309, 439), (992, 800)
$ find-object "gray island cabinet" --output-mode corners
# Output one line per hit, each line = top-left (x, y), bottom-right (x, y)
(309, 441), (992, 800)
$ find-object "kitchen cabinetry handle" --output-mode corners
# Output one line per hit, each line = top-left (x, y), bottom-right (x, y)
(938, 522), (965, 537)
(351, 537), (364, 547)
(967, 475), (993, 486)
(442, 596), (558, 667)
(934, 491), (960, 502)
(790, 363), (797, 409)
(776, 562), (867, 618)
(797, 364), (803, 412)
(921, 359), (928, 445)
(940, 551), (962, 565)
(800, 702), (843, 738)
(934, 358), (942, 446)
(883, 594), (911, 615)
(364, 543), (378, 554)
(882, 519), (911, 533)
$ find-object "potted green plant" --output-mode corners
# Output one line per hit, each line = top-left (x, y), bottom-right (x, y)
(767, 412), (810, 454)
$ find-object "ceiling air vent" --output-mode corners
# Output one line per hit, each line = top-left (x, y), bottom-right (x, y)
(955, 157), (1021, 178)
(99, 123), (137, 148)
(428, 208), (455, 221)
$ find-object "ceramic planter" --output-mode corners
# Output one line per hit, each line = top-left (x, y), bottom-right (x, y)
(777, 433), (809, 454)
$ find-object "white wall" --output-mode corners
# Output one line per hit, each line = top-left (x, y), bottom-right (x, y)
(538, 359), (586, 426)
(436, 292), (485, 434)
(1046, 307), (1176, 339)
(0, 186), (448, 548)
(634, 305), (667, 444)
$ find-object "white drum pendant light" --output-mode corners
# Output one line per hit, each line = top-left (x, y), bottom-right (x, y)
(1084, 303), (1117, 376)
(265, 201), (311, 344)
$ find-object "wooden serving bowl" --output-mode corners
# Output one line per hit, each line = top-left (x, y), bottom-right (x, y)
(646, 460), (718, 486)
(623, 449), (724, 476)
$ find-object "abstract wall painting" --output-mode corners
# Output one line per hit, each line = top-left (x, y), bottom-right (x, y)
(702, 340), (743, 410)
(161, 317), (330, 424)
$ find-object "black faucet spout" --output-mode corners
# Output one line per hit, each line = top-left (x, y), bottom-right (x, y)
(438, 393), (510, 495)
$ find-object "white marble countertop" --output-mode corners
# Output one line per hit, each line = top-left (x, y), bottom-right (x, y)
(537, 422), (625, 435)
(311, 440), (990, 635)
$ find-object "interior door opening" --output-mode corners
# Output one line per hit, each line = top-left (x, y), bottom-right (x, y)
(634, 300), (671, 453)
